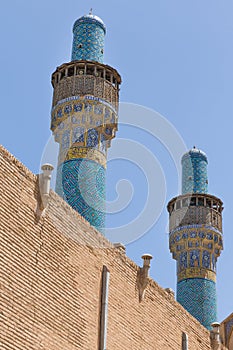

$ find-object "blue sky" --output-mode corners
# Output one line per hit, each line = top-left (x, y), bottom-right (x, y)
(0, 1), (233, 322)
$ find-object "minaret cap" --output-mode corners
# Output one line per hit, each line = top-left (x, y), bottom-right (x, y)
(182, 147), (208, 163)
(73, 12), (106, 34)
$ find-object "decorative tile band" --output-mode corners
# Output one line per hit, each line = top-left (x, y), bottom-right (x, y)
(51, 98), (117, 133)
(51, 95), (117, 114)
(56, 158), (106, 231)
(178, 267), (216, 282)
(170, 224), (222, 236)
(63, 147), (106, 168)
(170, 226), (223, 256)
(177, 278), (217, 330)
(169, 225), (222, 286)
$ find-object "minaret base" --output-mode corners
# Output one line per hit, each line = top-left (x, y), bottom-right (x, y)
(177, 278), (217, 330)
(56, 158), (106, 232)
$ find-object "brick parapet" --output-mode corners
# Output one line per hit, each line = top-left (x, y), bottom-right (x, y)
(0, 145), (213, 349)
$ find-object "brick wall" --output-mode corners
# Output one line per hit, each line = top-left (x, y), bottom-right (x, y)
(0, 145), (212, 350)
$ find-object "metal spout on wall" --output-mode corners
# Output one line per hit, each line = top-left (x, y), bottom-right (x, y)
(210, 322), (221, 350)
(137, 254), (153, 302)
(40, 164), (54, 209)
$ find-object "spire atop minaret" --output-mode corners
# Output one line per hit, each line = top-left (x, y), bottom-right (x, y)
(89, 8), (93, 15)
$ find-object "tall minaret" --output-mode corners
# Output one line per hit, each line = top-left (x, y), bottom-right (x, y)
(50, 12), (121, 232)
(167, 148), (223, 329)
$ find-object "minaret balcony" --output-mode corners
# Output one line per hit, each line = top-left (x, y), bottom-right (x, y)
(167, 193), (223, 232)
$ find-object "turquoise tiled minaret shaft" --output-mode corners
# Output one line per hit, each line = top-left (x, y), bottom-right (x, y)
(50, 13), (121, 232)
(167, 148), (223, 330)
(71, 13), (106, 63)
(182, 147), (208, 194)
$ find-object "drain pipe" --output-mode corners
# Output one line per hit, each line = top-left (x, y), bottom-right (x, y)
(99, 266), (110, 350)
(137, 254), (153, 302)
(182, 332), (188, 350)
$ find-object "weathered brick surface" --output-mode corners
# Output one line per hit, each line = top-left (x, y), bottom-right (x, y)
(0, 145), (212, 349)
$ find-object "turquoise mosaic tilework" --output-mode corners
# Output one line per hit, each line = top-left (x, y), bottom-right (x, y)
(177, 278), (217, 330)
(72, 15), (105, 63)
(182, 148), (208, 194)
(56, 159), (106, 232)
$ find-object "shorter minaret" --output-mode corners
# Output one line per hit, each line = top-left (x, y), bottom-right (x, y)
(167, 148), (223, 329)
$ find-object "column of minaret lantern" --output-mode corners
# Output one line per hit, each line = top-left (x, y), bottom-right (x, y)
(167, 193), (223, 233)
(51, 61), (121, 109)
